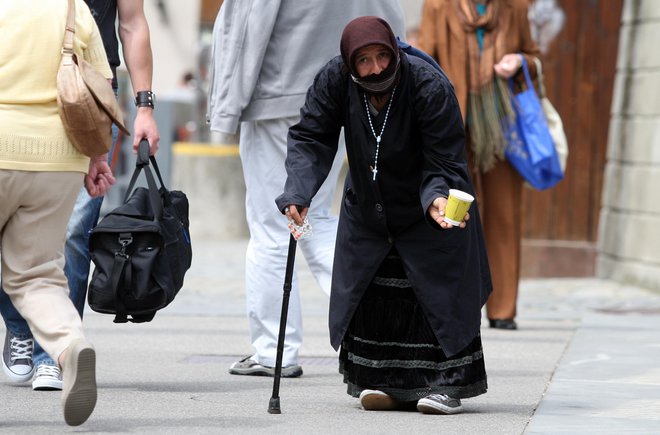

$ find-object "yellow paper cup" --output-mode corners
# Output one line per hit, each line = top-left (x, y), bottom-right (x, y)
(443, 189), (474, 226)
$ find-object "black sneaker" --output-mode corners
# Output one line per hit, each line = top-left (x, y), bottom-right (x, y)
(417, 394), (463, 414)
(228, 356), (302, 378)
(2, 331), (34, 383)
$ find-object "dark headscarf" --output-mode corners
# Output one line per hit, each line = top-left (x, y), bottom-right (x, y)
(340, 16), (401, 94)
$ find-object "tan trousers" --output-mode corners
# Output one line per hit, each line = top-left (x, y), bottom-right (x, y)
(471, 159), (523, 320)
(0, 170), (86, 363)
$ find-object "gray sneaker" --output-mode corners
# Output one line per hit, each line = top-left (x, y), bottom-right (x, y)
(228, 356), (303, 378)
(2, 331), (34, 383)
(32, 363), (63, 391)
(417, 394), (463, 414)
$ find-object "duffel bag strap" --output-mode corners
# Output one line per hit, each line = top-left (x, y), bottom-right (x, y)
(146, 141), (177, 210)
(110, 233), (133, 323)
(108, 232), (158, 324)
(149, 151), (174, 207)
(150, 149), (166, 189)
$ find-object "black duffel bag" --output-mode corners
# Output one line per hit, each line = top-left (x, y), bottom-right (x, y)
(88, 140), (192, 323)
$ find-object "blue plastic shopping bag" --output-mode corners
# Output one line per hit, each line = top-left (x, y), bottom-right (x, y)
(503, 56), (563, 190)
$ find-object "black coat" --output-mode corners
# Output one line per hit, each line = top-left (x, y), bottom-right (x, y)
(276, 53), (491, 357)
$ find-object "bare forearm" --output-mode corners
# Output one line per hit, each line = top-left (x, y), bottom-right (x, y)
(117, 0), (159, 153)
(117, 0), (153, 92)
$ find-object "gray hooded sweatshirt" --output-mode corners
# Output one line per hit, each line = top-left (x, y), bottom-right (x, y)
(207, 0), (406, 135)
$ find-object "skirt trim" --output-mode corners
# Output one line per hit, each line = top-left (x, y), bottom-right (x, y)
(372, 276), (411, 288)
(347, 350), (484, 371)
(349, 333), (443, 350)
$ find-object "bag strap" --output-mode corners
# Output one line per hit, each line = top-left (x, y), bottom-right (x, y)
(63, 0), (75, 50)
(509, 54), (538, 98)
(147, 150), (176, 207)
(124, 140), (163, 221)
(110, 245), (130, 324)
(124, 139), (182, 221)
(533, 57), (547, 99)
(518, 55), (535, 91)
(149, 152), (166, 187)
(61, 0), (76, 64)
(509, 53), (534, 89)
(149, 152), (178, 210)
(109, 255), (156, 323)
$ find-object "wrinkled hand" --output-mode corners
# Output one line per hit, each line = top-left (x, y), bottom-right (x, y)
(132, 108), (160, 155)
(494, 53), (523, 79)
(284, 204), (308, 225)
(84, 154), (116, 197)
(428, 196), (469, 229)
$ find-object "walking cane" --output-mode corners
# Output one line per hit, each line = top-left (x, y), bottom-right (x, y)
(268, 233), (297, 414)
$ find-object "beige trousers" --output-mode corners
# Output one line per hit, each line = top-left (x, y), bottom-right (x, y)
(0, 169), (86, 363)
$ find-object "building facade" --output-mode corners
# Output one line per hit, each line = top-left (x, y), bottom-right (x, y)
(598, 0), (660, 290)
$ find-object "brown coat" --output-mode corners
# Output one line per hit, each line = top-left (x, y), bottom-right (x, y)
(417, 0), (540, 122)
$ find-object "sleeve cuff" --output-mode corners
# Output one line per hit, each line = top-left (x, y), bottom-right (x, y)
(209, 114), (240, 135)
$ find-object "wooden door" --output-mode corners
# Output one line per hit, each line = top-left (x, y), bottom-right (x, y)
(200, 0), (223, 26)
(521, 0), (623, 277)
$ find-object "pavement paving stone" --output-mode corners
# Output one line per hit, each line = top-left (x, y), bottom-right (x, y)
(1, 237), (660, 433)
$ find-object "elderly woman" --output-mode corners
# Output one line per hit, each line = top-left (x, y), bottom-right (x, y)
(276, 17), (491, 414)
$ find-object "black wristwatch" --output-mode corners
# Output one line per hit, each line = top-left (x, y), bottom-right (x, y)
(135, 90), (155, 109)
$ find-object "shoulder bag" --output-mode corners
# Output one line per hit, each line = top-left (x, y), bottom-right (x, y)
(57, 0), (129, 157)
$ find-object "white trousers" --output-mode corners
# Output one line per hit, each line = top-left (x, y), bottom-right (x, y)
(239, 117), (343, 366)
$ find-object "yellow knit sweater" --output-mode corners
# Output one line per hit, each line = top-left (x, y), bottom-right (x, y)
(0, 0), (113, 173)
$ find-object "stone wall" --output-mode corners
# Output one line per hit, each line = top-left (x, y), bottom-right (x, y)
(171, 144), (249, 241)
(598, 0), (660, 289)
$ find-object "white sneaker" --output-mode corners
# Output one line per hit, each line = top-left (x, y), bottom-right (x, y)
(61, 338), (97, 426)
(32, 363), (63, 391)
(359, 389), (401, 411)
(417, 394), (463, 414)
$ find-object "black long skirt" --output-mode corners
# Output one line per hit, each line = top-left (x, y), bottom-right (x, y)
(339, 250), (488, 402)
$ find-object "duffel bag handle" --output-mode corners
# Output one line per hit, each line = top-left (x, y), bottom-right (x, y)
(138, 139), (181, 219)
(123, 139), (163, 221)
(136, 139), (151, 167)
(131, 139), (170, 196)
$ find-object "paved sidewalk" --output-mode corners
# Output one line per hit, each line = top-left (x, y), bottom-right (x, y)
(1, 238), (659, 433)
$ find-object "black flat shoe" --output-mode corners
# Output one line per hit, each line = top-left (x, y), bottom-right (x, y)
(489, 319), (518, 330)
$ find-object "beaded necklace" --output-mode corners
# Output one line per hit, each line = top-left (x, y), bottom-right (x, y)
(363, 85), (396, 181)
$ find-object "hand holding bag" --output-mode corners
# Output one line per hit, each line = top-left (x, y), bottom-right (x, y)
(534, 57), (568, 174)
(88, 140), (192, 323)
(57, 0), (130, 157)
(502, 55), (564, 190)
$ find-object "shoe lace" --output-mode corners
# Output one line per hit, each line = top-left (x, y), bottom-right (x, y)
(35, 364), (61, 378)
(9, 337), (33, 362)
